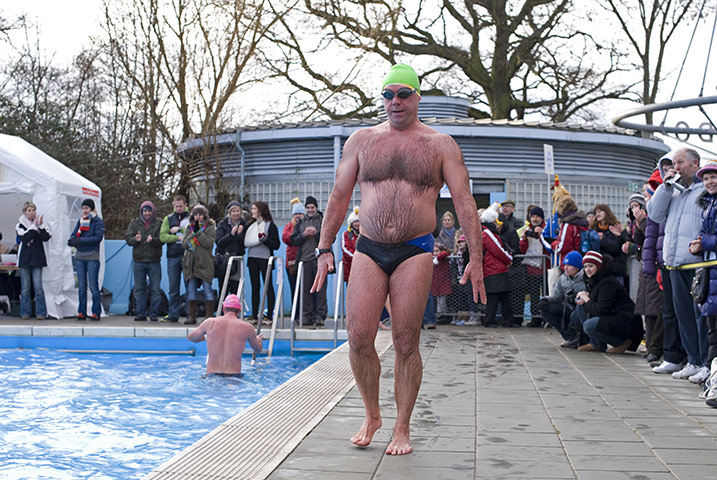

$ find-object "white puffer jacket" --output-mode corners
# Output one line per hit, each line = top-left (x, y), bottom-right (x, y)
(647, 173), (704, 268)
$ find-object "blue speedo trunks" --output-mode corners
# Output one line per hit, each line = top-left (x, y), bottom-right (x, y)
(355, 232), (434, 276)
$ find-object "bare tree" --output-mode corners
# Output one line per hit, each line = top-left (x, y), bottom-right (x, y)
(602, 0), (702, 126)
(262, 0), (631, 121)
(102, 0), (280, 209)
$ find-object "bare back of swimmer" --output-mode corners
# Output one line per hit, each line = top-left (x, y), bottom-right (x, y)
(187, 295), (262, 375)
(311, 64), (486, 456)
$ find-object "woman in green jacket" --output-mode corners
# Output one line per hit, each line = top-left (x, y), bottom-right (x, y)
(182, 205), (216, 324)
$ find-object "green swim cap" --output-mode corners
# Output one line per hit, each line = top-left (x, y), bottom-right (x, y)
(382, 63), (421, 95)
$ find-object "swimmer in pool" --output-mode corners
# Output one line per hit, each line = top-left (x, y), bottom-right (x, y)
(311, 64), (486, 455)
(187, 294), (263, 375)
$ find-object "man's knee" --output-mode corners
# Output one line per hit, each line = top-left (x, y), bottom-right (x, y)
(392, 328), (420, 359)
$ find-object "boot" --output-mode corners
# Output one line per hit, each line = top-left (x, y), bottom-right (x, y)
(205, 300), (216, 319)
(186, 300), (198, 325)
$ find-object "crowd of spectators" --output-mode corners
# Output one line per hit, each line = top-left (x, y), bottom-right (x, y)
(12, 147), (717, 409)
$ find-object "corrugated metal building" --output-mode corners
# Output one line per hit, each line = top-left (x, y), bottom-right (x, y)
(179, 96), (669, 223)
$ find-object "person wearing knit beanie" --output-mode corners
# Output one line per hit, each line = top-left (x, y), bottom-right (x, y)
(305, 196), (318, 208)
(575, 250), (643, 354)
(529, 206), (545, 220)
(292, 202), (305, 215)
(582, 250), (603, 267)
(125, 200), (163, 322)
(81, 198), (95, 211)
(563, 250), (583, 269)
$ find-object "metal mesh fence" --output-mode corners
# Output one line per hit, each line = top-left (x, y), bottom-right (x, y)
(427, 254), (549, 325)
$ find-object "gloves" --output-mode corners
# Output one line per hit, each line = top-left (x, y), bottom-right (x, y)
(67, 237), (80, 247)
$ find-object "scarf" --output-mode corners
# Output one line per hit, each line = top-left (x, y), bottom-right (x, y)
(188, 221), (206, 250)
(78, 212), (96, 237)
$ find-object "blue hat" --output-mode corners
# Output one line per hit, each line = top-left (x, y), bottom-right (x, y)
(563, 251), (583, 269)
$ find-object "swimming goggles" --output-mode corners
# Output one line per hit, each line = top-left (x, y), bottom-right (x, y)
(381, 87), (417, 100)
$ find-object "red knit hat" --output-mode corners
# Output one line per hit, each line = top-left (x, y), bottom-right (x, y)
(582, 251), (603, 267)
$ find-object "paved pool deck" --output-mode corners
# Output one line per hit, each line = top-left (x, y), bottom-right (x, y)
(2, 316), (716, 479)
(268, 326), (717, 480)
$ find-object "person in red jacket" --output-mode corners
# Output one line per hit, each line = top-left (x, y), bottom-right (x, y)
(342, 206), (360, 284)
(282, 199), (304, 298)
(480, 205), (515, 327)
(551, 197), (589, 265)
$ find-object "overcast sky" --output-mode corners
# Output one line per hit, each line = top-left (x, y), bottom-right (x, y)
(4, 1), (716, 158)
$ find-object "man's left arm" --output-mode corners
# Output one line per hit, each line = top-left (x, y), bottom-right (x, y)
(441, 135), (486, 304)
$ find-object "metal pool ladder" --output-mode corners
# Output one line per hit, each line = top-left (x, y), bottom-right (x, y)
(289, 260), (345, 356)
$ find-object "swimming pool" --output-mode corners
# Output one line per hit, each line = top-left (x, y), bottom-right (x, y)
(0, 349), (322, 479)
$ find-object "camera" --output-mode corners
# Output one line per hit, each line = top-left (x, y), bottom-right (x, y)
(566, 290), (576, 306)
(665, 173), (686, 192)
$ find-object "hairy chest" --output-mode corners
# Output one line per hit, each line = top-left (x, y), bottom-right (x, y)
(357, 135), (443, 190)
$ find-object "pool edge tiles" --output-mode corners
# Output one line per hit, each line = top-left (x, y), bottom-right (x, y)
(144, 330), (394, 480)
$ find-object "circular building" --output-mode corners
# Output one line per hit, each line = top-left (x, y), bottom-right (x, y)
(179, 96), (669, 223)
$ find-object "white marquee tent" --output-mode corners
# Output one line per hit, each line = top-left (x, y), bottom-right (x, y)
(0, 134), (104, 319)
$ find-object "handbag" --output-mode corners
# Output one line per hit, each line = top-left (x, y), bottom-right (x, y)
(547, 266), (561, 296)
(691, 267), (709, 304)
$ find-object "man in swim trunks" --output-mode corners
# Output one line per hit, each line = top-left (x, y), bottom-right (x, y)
(187, 294), (263, 375)
(311, 63), (486, 455)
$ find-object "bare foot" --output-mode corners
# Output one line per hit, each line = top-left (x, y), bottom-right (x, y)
(385, 428), (412, 455)
(350, 416), (382, 447)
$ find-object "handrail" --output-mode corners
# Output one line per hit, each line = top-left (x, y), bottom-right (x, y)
(331, 261), (344, 348)
(255, 256), (275, 330)
(289, 261), (304, 354)
(216, 255), (245, 315)
(267, 260), (283, 358)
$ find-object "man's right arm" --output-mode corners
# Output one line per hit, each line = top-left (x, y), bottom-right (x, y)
(311, 131), (361, 292)
(187, 321), (210, 342)
(159, 216), (176, 244)
(125, 220), (139, 246)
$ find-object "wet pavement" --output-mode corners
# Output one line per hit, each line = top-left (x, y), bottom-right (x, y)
(268, 326), (717, 480)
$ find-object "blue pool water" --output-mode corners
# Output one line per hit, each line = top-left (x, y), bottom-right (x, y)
(0, 349), (322, 479)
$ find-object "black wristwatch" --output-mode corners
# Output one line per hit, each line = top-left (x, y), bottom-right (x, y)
(315, 248), (332, 257)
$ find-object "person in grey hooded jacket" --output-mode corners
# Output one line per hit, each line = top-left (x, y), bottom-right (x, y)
(647, 148), (709, 380)
(537, 250), (586, 344)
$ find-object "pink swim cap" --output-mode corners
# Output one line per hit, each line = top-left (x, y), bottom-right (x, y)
(223, 294), (242, 311)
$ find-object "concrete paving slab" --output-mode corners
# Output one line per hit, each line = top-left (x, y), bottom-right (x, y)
(562, 440), (655, 456)
(577, 471), (678, 480)
(668, 464), (717, 480)
(268, 469), (373, 480)
(474, 458), (575, 478)
(477, 431), (563, 447)
(654, 448), (717, 465)
(410, 435), (475, 452)
(374, 465), (473, 480)
(569, 454), (670, 472)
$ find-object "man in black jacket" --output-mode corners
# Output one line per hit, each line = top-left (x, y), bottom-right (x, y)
(126, 201), (163, 322)
(290, 195), (327, 326)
